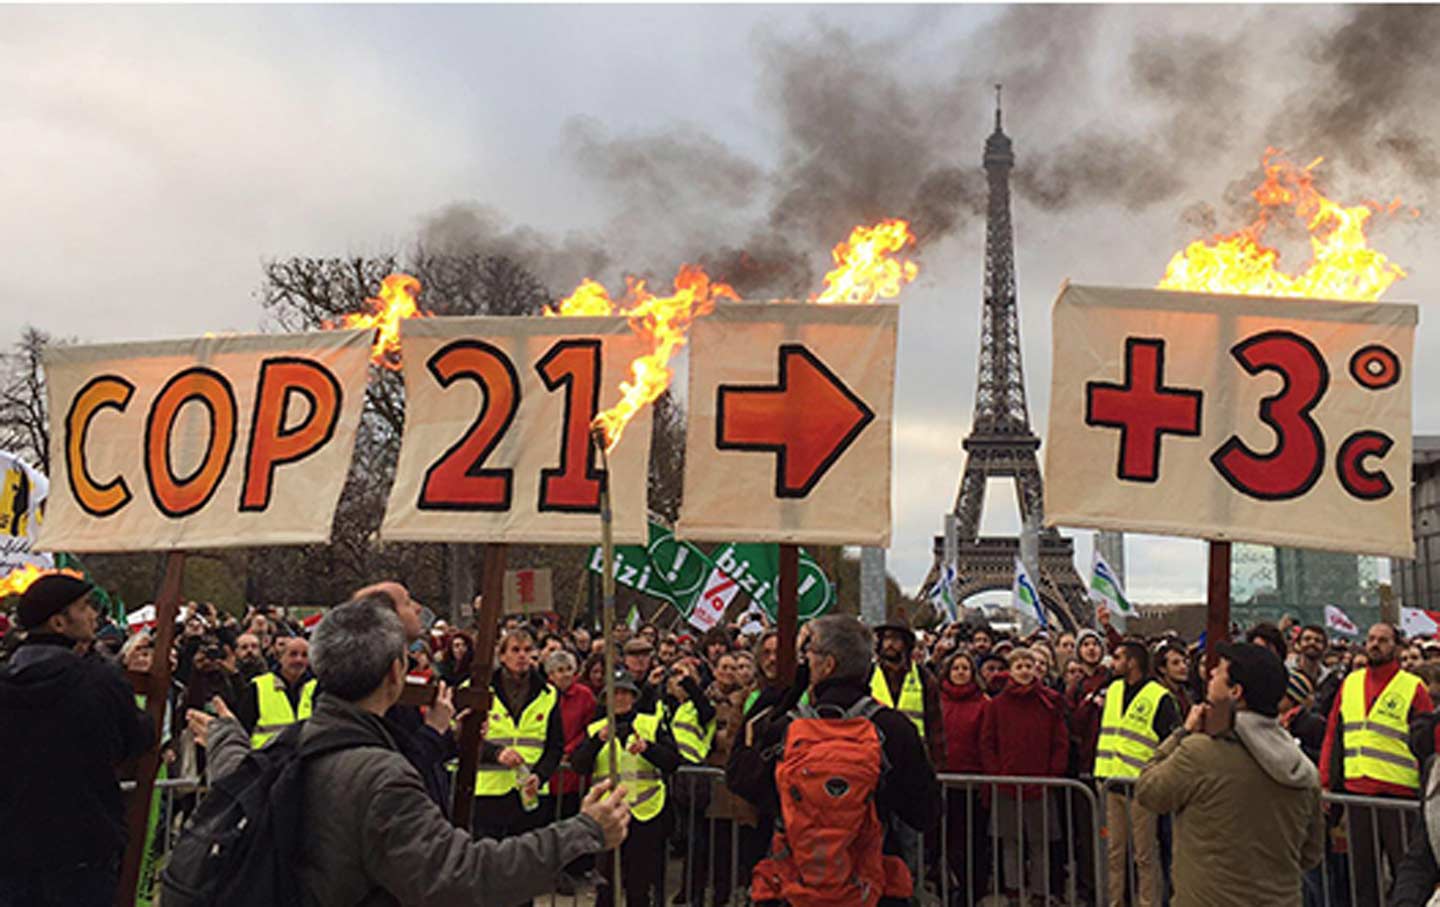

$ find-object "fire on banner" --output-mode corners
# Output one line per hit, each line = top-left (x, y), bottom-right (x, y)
(380, 316), (653, 545)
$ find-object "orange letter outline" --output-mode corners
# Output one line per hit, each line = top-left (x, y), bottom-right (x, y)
(240, 357), (343, 512)
(65, 375), (135, 517)
(143, 367), (238, 518)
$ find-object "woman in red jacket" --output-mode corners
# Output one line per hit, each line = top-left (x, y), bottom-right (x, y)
(939, 652), (990, 903)
(980, 647), (1070, 901)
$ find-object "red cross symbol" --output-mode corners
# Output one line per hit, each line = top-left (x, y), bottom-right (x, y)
(1085, 338), (1204, 483)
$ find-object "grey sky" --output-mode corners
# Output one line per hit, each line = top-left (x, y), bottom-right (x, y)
(5, 5), (1436, 604)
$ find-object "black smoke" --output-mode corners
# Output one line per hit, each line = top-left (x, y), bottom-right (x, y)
(419, 5), (1438, 298)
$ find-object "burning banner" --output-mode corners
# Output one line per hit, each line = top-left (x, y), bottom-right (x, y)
(379, 316), (654, 545)
(1044, 151), (1418, 558)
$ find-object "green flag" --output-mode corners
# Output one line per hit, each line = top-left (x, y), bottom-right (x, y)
(586, 521), (717, 616)
(710, 543), (834, 621)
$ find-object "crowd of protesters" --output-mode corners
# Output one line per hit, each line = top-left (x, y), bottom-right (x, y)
(9, 573), (1440, 907)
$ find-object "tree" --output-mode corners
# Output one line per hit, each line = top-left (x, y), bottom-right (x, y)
(257, 251), (558, 614)
(0, 327), (57, 473)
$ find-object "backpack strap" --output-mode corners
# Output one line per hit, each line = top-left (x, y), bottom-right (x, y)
(850, 695), (892, 777)
(844, 696), (883, 721)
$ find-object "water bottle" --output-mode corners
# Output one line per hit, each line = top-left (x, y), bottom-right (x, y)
(516, 763), (540, 812)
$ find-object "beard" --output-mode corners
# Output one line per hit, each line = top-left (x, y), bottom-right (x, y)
(238, 655), (267, 674)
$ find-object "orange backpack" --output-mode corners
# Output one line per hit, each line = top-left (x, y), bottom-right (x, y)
(750, 698), (913, 907)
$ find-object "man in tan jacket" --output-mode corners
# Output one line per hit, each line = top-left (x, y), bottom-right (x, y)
(1136, 642), (1324, 906)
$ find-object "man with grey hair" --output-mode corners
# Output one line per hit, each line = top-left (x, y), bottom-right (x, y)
(345, 582), (463, 814)
(201, 598), (630, 906)
(727, 615), (939, 907)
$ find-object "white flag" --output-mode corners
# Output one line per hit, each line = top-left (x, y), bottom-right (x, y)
(1012, 558), (1047, 629)
(1323, 605), (1360, 637)
(929, 564), (959, 625)
(1401, 607), (1440, 639)
(689, 566), (740, 632)
(0, 450), (52, 575)
(1089, 550), (1133, 629)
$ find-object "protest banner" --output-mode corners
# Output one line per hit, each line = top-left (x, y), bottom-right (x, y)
(39, 330), (372, 552)
(381, 316), (652, 544)
(680, 301), (896, 679)
(1045, 284), (1416, 558)
(678, 303), (897, 546)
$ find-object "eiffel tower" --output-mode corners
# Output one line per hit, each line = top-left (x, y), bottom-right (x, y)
(923, 88), (1091, 630)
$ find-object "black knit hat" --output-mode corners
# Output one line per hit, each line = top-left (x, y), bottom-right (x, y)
(16, 574), (94, 630)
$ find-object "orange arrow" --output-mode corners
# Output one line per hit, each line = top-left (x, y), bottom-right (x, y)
(716, 344), (875, 498)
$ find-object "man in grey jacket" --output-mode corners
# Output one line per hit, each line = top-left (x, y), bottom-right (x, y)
(1136, 642), (1324, 907)
(201, 596), (630, 907)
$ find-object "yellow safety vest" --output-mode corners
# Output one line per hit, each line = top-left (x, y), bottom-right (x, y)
(870, 663), (926, 738)
(1340, 667), (1422, 791)
(586, 712), (666, 822)
(1094, 679), (1170, 780)
(474, 681), (558, 797)
(666, 699), (716, 764)
(251, 674), (316, 748)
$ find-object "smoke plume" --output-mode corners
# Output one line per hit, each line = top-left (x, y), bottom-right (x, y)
(419, 5), (1438, 299)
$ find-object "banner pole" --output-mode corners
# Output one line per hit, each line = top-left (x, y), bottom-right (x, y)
(1205, 540), (1231, 668)
(593, 427), (623, 896)
(116, 550), (186, 907)
(450, 543), (507, 829)
(777, 544), (799, 687)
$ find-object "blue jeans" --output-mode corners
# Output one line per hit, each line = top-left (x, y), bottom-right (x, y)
(0, 865), (118, 907)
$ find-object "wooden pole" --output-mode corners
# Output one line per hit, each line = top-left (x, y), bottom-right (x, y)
(449, 543), (507, 829)
(777, 544), (799, 687)
(1205, 540), (1231, 668)
(116, 551), (186, 907)
(593, 427), (623, 895)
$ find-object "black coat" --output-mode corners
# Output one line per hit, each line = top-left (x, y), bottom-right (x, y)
(0, 636), (154, 874)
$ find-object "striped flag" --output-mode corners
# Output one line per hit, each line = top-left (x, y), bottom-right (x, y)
(929, 564), (960, 625)
(1012, 557), (1047, 629)
(1089, 550), (1134, 628)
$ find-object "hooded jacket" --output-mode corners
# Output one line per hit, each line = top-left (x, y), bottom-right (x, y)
(1135, 710), (1324, 906)
(205, 692), (605, 906)
(0, 635), (154, 875)
(938, 678), (987, 773)
(979, 679), (1068, 798)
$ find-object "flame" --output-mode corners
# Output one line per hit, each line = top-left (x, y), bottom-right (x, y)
(0, 565), (84, 600)
(547, 217), (920, 449)
(549, 265), (740, 449)
(812, 218), (919, 304)
(328, 273), (426, 369)
(1158, 149), (1408, 302)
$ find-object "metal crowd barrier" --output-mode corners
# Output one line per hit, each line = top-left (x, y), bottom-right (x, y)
(934, 773), (1104, 907)
(1102, 776), (1424, 907)
(143, 759), (1425, 907)
(1313, 791), (1419, 907)
(659, 768), (1100, 907)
